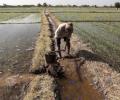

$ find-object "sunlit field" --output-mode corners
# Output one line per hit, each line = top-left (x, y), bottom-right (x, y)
(0, 7), (43, 13)
(0, 13), (31, 21)
(53, 12), (120, 22)
(0, 7), (42, 22)
(49, 7), (120, 13)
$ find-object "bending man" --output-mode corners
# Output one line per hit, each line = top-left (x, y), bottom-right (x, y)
(54, 22), (73, 58)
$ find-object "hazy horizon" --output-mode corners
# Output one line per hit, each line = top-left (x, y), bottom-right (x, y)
(0, 0), (120, 6)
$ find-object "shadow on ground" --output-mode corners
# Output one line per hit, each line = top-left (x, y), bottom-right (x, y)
(75, 50), (105, 62)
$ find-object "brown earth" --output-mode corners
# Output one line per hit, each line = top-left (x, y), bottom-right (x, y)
(59, 58), (104, 100)
(0, 73), (34, 100)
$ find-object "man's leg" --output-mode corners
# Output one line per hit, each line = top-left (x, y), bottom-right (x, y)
(57, 38), (62, 58)
(64, 38), (70, 55)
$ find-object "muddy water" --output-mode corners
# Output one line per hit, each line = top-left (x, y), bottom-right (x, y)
(59, 58), (104, 100)
(0, 14), (40, 74)
(0, 23), (40, 73)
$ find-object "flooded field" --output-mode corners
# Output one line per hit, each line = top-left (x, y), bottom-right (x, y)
(0, 23), (40, 74)
(0, 15), (40, 74)
(0, 14), (40, 100)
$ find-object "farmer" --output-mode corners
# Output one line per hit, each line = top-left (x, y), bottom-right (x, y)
(54, 22), (73, 58)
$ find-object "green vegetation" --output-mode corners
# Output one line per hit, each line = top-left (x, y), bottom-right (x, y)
(0, 7), (42, 13)
(49, 7), (120, 13)
(0, 13), (31, 21)
(53, 12), (120, 22)
(74, 22), (120, 69)
(0, 7), (42, 22)
(50, 7), (120, 70)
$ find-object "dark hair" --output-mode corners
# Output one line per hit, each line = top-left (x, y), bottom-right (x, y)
(68, 22), (73, 26)
(66, 23), (73, 33)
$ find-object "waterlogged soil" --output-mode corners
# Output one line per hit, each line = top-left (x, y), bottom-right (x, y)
(47, 14), (104, 100)
(0, 15), (40, 100)
(59, 58), (104, 100)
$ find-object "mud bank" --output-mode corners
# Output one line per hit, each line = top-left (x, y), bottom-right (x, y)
(0, 74), (34, 100)
(23, 11), (59, 100)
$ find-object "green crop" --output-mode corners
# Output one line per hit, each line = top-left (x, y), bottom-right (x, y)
(51, 7), (120, 71)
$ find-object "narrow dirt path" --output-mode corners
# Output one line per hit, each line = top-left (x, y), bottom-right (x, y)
(47, 11), (104, 100)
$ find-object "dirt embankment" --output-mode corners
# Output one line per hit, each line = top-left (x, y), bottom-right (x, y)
(23, 10), (59, 100)
(50, 11), (120, 100)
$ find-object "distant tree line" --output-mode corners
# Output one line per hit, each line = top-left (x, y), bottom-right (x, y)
(0, 3), (49, 8)
(0, 2), (120, 9)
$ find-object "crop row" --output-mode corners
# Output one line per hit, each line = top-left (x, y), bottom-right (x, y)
(0, 13), (31, 22)
(49, 7), (120, 13)
(74, 22), (120, 70)
(53, 12), (120, 22)
(0, 7), (43, 13)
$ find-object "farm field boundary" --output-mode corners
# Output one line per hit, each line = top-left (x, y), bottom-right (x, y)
(23, 10), (59, 100)
(0, 22), (41, 24)
(0, 12), (40, 13)
(61, 20), (120, 22)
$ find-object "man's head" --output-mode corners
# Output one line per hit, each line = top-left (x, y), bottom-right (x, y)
(68, 22), (73, 26)
(65, 22), (73, 33)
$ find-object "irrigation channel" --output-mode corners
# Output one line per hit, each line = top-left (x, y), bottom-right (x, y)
(46, 12), (104, 100)
(0, 14), (40, 100)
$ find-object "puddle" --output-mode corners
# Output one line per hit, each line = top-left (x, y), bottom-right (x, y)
(59, 58), (104, 100)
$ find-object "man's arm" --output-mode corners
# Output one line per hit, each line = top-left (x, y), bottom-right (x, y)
(54, 26), (62, 58)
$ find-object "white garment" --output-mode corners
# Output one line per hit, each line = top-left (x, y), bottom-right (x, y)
(54, 23), (73, 39)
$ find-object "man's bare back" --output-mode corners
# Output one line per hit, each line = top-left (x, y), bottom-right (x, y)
(54, 22), (73, 58)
